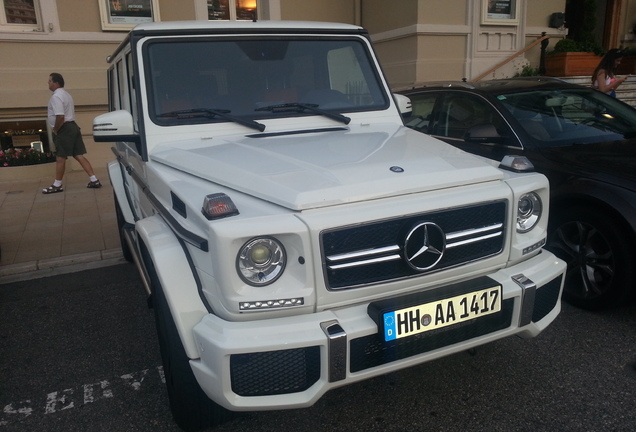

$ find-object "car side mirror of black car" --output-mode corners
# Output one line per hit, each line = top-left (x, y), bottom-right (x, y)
(464, 124), (506, 143)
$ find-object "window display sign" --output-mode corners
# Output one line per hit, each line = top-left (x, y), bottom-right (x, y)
(207, 0), (257, 21)
(4, 0), (38, 25)
(482, 0), (518, 25)
(99, 0), (160, 30)
(1, 0), (42, 31)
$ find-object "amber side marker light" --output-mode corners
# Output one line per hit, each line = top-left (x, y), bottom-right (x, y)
(202, 193), (240, 220)
(499, 155), (534, 173)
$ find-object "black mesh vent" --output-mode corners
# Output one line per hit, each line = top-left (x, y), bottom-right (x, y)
(230, 346), (321, 397)
(532, 275), (562, 322)
(171, 191), (187, 218)
(350, 298), (514, 373)
(322, 201), (507, 289)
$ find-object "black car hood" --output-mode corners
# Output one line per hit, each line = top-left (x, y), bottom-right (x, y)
(538, 139), (636, 189)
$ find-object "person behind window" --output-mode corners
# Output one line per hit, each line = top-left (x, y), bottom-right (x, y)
(592, 49), (630, 97)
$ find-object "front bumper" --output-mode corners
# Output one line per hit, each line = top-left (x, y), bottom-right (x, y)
(191, 251), (565, 411)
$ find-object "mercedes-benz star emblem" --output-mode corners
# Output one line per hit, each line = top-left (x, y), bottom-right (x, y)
(403, 222), (446, 270)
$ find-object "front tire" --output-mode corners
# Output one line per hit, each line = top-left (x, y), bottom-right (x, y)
(144, 247), (232, 431)
(547, 206), (634, 310)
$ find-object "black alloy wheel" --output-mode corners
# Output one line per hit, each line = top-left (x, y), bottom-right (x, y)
(547, 206), (634, 310)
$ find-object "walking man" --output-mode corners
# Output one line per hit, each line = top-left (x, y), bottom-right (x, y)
(43, 72), (101, 194)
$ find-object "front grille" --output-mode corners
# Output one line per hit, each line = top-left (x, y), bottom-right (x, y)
(532, 275), (562, 322)
(350, 298), (514, 372)
(322, 201), (507, 289)
(230, 346), (320, 397)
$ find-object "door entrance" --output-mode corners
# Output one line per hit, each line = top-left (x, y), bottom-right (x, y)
(564, 0), (621, 50)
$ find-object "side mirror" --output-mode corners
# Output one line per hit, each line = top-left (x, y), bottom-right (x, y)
(93, 110), (140, 143)
(464, 123), (505, 143)
(393, 93), (412, 117)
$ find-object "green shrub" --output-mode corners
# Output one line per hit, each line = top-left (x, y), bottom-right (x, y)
(551, 38), (582, 53)
(549, 38), (604, 56)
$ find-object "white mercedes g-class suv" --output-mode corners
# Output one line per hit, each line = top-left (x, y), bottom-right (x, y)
(93, 20), (566, 431)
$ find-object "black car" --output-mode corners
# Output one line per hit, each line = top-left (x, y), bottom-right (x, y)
(400, 78), (636, 309)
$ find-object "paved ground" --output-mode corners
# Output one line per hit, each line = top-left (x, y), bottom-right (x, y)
(1, 264), (635, 431)
(0, 163), (124, 284)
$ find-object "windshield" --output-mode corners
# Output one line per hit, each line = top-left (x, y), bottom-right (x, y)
(496, 88), (636, 146)
(144, 37), (388, 127)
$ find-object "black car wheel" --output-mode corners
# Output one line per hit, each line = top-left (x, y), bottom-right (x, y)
(547, 206), (634, 310)
(144, 245), (233, 431)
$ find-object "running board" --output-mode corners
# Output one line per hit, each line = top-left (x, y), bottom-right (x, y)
(122, 225), (152, 297)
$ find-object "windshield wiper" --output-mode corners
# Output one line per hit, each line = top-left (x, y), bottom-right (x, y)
(255, 103), (351, 125)
(157, 108), (266, 132)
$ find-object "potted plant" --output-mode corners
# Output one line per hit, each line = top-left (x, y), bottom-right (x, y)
(544, 0), (604, 77)
(544, 39), (603, 77)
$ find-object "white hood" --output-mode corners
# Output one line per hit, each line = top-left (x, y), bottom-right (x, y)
(150, 125), (503, 211)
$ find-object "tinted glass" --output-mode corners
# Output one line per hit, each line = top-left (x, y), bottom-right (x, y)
(403, 93), (438, 133)
(496, 88), (636, 146)
(144, 37), (388, 125)
(434, 93), (508, 139)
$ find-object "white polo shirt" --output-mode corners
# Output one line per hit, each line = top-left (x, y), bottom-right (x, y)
(47, 87), (76, 129)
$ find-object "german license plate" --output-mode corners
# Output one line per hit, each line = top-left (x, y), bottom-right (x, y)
(382, 285), (501, 341)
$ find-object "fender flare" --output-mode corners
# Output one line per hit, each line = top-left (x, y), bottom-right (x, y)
(552, 178), (636, 235)
(136, 215), (208, 359)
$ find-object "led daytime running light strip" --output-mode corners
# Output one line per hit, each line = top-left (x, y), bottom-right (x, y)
(240, 298), (304, 310)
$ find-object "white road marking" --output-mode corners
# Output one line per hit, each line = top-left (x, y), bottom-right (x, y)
(0, 366), (164, 427)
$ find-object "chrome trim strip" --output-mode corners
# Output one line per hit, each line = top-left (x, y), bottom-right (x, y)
(327, 245), (400, 262)
(328, 254), (401, 270)
(445, 223), (503, 240)
(446, 231), (502, 249)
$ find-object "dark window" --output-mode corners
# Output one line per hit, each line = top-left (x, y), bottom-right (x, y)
(144, 37), (388, 125)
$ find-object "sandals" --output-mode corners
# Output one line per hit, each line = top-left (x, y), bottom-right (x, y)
(42, 180), (101, 193)
(42, 184), (63, 194)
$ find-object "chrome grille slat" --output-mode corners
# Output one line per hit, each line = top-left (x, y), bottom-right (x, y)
(446, 230), (502, 249)
(445, 223), (503, 240)
(327, 245), (400, 262)
(327, 254), (402, 270)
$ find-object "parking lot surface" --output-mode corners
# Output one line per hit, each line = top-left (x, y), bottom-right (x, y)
(1, 264), (635, 431)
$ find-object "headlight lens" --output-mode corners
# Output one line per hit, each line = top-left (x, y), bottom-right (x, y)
(237, 237), (286, 286)
(516, 192), (542, 233)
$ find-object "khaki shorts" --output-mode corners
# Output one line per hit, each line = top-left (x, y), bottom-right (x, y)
(53, 121), (87, 157)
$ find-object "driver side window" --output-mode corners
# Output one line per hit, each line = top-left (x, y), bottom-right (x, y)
(433, 93), (518, 148)
(436, 94), (494, 138)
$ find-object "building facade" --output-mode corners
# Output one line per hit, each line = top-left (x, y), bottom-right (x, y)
(1, 0), (635, 153)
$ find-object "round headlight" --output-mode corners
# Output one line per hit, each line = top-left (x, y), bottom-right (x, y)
(517, 192), (542, 233)
(237, 237), (286, 286)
